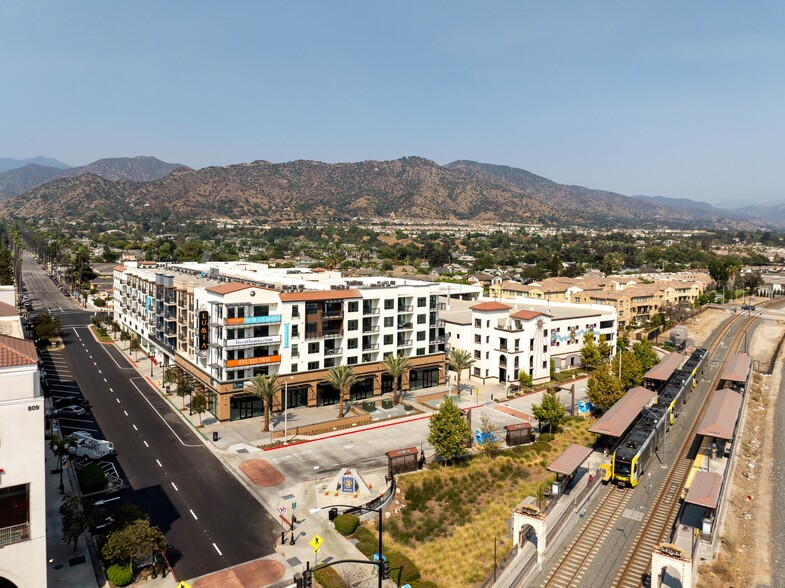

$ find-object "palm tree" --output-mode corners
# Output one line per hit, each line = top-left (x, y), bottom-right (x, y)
(383, 354), (410, 405)
(447, 348), (475, 395)
(325, 365), (359, 419)
(248, 374), (279, 432)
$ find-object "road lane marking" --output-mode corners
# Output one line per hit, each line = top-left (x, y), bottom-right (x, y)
(93, 362), (97, 366)
(143, 440), (149, 447)
(213, 543), (222, 556)
(190, 509), (198, 520)
(98, 370), (102, 374)
(104, 378), (107, 383)
(133, 424), (138, 431)
(127, 378), (202, 448)
(171, 482), (178, 491)
(116, 398), (120, 403)
(156, 459), (162, 467)
(109, 388), (113, 393)
(123, 410), (128, 416)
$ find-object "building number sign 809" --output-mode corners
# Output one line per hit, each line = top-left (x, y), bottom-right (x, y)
(28, 405), (40, 411)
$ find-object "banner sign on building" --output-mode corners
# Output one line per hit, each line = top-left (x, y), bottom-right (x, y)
(225, 315), (282, 326)
(198, 311), (209, 350)
(225, 355), (282, 368)
(283, 323), (290, 349)
(226, 335), (281, 347)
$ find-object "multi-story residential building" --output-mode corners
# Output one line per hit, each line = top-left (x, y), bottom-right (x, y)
(113, 263), (446, 421)
(441, 295), (617, 385)
(0, 286), (45, 588)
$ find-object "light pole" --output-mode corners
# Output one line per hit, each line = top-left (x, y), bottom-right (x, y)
(284, 379), (289, 442)
(311, 504), (384, 588)
(493, 536), (505, 583)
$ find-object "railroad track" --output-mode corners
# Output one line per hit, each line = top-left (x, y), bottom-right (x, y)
(612, 300), (783, 587)
(540, 486), (631, 588)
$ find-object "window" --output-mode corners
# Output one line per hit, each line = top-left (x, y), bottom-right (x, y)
(348, 301), (359, 313)
(306, 323), (317, 335)
(348, 338), (358, 350)
(475, 319), (481, 328)
(474, 334), (481, 343)
(306, 303), (318, 315)
(308, 361), (320, 370)
(308, 342), (320, 354)
(417, 297), (426, 307)
(416, 331), (425, 341)
(384, 334), (394, 345)
(417, 348), (425, 356)
(348, 319), (358, 331)
(486, 351), (489, 359)
(500, 337), (507, 349)
(486, 336), (490, 343)
(291, 305), (300, 318)
(292, 325), (300, 338)
(384, 316), (394, 328)
(473, 367), (481, 376)
(291, 344), (299, 357)
(417, 314), (426, 324)
(530, 338), (534, 351)
(474, 350), (481, 359)
(348, 356), (358, 365)
(543, 361), (548, 369)
(291, 364), (298, 372)
(384, 299), (394, 310)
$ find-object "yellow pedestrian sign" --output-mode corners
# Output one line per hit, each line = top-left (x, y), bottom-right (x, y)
(177, 582), (192, 588)
(310, 534), (324, 552)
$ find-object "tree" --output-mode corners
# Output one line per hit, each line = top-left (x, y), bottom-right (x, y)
(632, 339), (659, 372)
(427, 397), (470, 463)
(616, 333), (630, 353)
(598, 335), (612, 363)
(101, 519), (167, 567)
(162, 367), (178, 394)
(587, 363), (625, 410)
(191, 391), (207, 425)
(383, 354), (410, 405)
(447, 348), (475, 395)
(611, 350), (644, 390)
(325, 365), (360, 419)
(580, 332), (602, 371)
(478, 413), (501, 457)
(60, 493), (99, 552)
(532, 389), (566, 433)
(518, 370), (533, 388)
(32, 313), (62, 343)
(120, 330), (131, 350)
(176, 378), (193, 409)
(129, 336), (141, 360)
(248, 374), (279, 432)
(0, 243), (13, 285)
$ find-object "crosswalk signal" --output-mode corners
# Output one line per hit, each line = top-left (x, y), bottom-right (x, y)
(303, 570), (313, 588)
(294, 572), (303, 588)
(381, 560), (391, 580)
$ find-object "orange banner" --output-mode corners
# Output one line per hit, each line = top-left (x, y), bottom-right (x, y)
(225, 355), (281, 368)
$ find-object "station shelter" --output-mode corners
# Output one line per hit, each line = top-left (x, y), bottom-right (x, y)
(643, 351), (685, 390)
(546, 444), (592, 496)
(719, 353), (752, 394)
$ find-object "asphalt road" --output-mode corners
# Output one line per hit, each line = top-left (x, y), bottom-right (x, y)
(25, 253), (279, 580)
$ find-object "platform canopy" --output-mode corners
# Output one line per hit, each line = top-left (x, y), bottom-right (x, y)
(588, 386), (655, 437)
(643, 351), (684, 382)
(684, 471), (723, 510)
(721, 353), (751, 384)
(696, 388), (743, 440)
(547, 444), (592, 476)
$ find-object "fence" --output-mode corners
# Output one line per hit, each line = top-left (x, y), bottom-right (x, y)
(0, 523), (29, 548)
(342, 476), (397, 518)
(479, 543), (519, 588)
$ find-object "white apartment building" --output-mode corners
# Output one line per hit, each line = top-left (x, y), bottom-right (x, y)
(441, 296), (617, 386)
(113, 263), (447, 421)
(0, 286), (46, 588)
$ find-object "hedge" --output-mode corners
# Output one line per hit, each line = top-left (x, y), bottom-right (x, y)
(334, 514), (360, 536)
(77, 463), (107, 494)
(106, 562), (133, 587)
(313, 566), (348, 588)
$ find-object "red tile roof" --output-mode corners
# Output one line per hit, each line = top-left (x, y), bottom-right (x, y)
(720, 353), (751, 384)
(0, 334), (38, 367)
(684, 471), (723, 510)
(279, 290), (361, 302)
(644, 352), (684, 382)
(470, 302), (511, 312)
(510, 309), (544, 320)
(205, 282), (255, 295)
(0, 301), (17, 317)
(113, 265), (127, 272)
(696, 388), (742, 440)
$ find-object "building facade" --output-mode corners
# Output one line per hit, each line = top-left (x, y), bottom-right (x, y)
(113, 263), (447, 421)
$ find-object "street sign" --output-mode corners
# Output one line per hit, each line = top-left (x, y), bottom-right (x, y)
(278, 505), (287, 516)
(310, 534), (323, 552)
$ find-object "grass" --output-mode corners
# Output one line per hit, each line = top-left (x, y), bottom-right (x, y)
(89, 325), (113, 343)
(382, 418), (597, 586)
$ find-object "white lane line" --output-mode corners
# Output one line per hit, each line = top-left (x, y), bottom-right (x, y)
(104, 378), (107, 383)
(98, 370), (102, 374)
(109, 388), (113, 393)
(93, 362), (97, 366)
(123, 410), (128, 416)
(156, 459), (162, 468)
(143, 440), (149, 448)
(171, 482), (179, 492)
(127, 378), (202, 448)
(189, 509), (198, 520)
(212, 543), (222, 556)
(116, 398), (120, 403)
(133, 424), (138, 431)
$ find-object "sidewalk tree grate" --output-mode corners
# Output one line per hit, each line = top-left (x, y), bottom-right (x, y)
(282, 494), (295, 500)
(286, 557), (302, 567)
(68, 556), (86, 566)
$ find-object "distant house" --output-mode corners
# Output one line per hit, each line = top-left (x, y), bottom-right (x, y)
(467, 273), (494, 287)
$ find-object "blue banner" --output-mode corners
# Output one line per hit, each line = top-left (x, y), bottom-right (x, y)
(283, 323), (290, 349)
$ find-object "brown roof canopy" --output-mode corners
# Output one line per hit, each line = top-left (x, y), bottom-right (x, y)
(589, 387), (655, 437)
(547, 444), (592, 476)
(720, 353), (751, 384)
(696, 388), (742, 440)
(470, 302), (511, 311)
(644, 352), (684, 382)
(684, 471), (723, 510)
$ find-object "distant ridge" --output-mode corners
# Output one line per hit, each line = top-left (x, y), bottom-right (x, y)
(0, 156), (70, 174)
(0, 156), (189, 197)
(632, 194), (717, 213)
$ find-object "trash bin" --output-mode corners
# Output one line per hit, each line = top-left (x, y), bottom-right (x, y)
(328, 507), (339, 522)
(212, 432), (219, 442)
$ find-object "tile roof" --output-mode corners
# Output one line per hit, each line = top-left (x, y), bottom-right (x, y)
(470, 301), (511, 311)
(279, 290), (361, 302)
(205, 282), (255, 295)
(684, 471), (723, 510)
(0, 334), (38, 367)
(696, 388), (743, 440)
(510, 309), (544, 320)
(644, 352), (685, 382)
(547, 444), (592, 476)
(720, 353), (751, 384)
(589, 387), (655, 437)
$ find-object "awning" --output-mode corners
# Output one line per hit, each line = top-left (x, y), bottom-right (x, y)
(589, 386), (655, 437)
(696, 388), (742, 440)
(684, 471), (723, 510)
(547, 444), (592, 476)
(644, 352), (684, 382)
(721, 353), (751, 384)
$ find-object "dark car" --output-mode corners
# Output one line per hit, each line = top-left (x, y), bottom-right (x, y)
(741, 304), (756, 311)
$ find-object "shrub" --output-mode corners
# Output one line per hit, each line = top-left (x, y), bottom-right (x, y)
(314, 566), (348, 588)
(538, 433), (555, 443)
(94, 297), (106, 307)
(77, 463), (107, 494)
(351, 525), (379, 558)
(387, 550), (421, 583)
(333, 514), (360, 536)
(106, 562), (133, 587)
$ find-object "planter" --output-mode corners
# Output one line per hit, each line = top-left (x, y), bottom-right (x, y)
(381, 399), (393, 409)
(362, 400), (376, 412)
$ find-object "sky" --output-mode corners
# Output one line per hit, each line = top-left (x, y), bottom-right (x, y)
(2, 2), (785, 206)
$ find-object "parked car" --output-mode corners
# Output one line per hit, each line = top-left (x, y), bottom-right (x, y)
(56, 405), (87, 417)
(68, 431), (114, 459)
(741, 304), (756, 311)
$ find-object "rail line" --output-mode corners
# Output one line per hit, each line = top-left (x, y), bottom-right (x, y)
(613, 301), (781, 587)
(540, 486), (631, 587)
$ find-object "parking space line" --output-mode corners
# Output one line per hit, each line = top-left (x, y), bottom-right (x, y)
(123, 410), (128, 416)
(212, 543), (222, 556)
(116, 398), (120, 403)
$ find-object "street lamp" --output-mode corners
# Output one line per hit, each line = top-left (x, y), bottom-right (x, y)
(311, 504), (384, 588)
(52, 441), (71, 493)
(493, 536), (505, 583)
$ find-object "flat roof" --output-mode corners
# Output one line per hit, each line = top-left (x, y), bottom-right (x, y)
(696, 388), (743, 440)
(644, 352), (684, 382)
(588, 386), (655, 437)
(547, 444), (592, 476)
(684, 471), (723, 510)
(721, 353), (751, 384)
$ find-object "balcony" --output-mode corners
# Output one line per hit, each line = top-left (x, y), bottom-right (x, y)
(431, 319), (445, 328)
(322, 311), (344, 319)
(324, 347), (343, 356)
(363, 306), (379, 316)
(323, 330), (343, 339)
(397, 305), (413, 313)
(0, 523), (30, 548)
(362, 343), (379, 351)
(397, 339), (412, 348)
(430, 302), (446, 310)
(397, 322), (413, 330)
(362, 325), (379, 333)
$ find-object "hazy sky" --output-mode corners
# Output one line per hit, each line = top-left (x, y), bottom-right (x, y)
(2, 2), (784, 205)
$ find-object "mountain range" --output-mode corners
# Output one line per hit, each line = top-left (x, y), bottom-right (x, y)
(0, 155), (780, 228)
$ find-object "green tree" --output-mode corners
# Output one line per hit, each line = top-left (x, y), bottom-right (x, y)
(129, 336), (141, 360)
(580, 332), (602, 371)
(325, 365), (360, 419)
(427, 397), (470, 463)
(248, 374), (279, 432)
(60, 493), (99, 552)
(532, 389), (566, 433)
(0, 243), (13, 285)
(191, 391), (207, 425)
(598, 335), (612, 363)
(383, 354), (410, 406)
(518, 369), (533, 388)
(101, 519), (167, 567)
(447, 348), (475, 395)
(478, 413), (501, 457)
(616, 333), (630, 352)
(611, 350), (644, 390)
(587, 363), (625, 410)
(120, 331), (131, 350)
(162, 367), (178, 394)
(32, 313), (62, 343)
(632, 339), (660, 372)
(176, 378), (193, 409)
